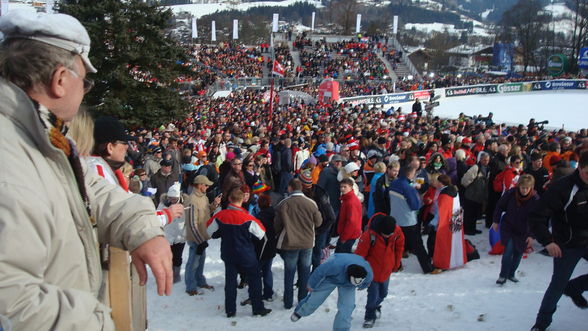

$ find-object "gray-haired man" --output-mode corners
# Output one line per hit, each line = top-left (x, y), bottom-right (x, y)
(0, 11), (172, 330)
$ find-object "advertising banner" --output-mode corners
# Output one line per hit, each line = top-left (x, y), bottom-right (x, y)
(497, 83), (523, 93)
(341, 92), (412, 106)
(412, 90), (431, 100)
(547, 54), (568, 76)
(579, 47), (588, 70)
(492, 43), (514, 72)
(445, 85), (498, 97)
(531, 80), (586, 91)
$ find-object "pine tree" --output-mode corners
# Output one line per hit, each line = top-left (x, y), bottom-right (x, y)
(59, 0), (194, 128)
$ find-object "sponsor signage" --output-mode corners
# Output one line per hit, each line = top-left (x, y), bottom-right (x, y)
(532, 80), (586, 91)
(341, 92), (412, 106)
(579, 47), (588, 70)
(497, 83), (523, 93)
(412, 90), (431, 100)
(445, 85), (498, 97)
(547, 54), (568, 76)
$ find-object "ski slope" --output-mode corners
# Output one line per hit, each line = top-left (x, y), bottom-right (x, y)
(434, 90), (588, 132)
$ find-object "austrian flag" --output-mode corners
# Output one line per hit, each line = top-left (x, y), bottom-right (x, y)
(272, 60), (285, 77)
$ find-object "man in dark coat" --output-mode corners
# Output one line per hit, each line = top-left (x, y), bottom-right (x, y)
(150, 159), (176, 206)
(529, 151), (588, 331)
(412, 98), (423, 117)
(317, 154), (344, 215)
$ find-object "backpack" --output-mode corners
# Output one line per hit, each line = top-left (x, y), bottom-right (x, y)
(271, 147), (282, 174)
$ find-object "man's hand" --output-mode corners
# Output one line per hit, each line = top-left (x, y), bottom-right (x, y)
(545, 242), (562, 258)
(526, 237), (534, 249)
(131, 236), (173, 296)
(168, 203), (184, 219)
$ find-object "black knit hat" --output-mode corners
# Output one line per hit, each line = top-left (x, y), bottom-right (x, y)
(347, 264), (367, 279)
(375, 215), (396, 236)
(94, 116), (135, 145)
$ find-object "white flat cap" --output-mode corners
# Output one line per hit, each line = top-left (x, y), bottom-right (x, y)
(0, 10), (97, 73)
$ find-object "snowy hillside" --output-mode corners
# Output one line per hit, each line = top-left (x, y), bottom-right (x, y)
(170, 0), (322, 19)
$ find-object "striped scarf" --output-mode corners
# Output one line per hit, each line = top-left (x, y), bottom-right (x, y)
(37, 104), (93, 222)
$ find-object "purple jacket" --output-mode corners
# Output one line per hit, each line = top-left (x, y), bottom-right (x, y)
(493, 188), (539, 252)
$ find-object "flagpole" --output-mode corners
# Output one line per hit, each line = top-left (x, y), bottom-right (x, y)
(268, 31), (276, 129)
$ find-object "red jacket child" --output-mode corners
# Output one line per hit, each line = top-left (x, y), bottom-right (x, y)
(355, 214), (405, 283)
(337, 188), (363, 242)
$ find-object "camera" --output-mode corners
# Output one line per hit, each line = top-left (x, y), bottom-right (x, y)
(536, 120), (549, 125)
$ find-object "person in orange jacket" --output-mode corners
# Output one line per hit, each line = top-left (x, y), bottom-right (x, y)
(355, 214), (405, 328)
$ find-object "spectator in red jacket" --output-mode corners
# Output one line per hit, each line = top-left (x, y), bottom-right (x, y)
(355, 214), (404, 328)
(336, 178), (363, 253)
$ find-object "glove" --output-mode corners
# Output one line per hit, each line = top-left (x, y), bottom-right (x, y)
(196, 241), (209, 255)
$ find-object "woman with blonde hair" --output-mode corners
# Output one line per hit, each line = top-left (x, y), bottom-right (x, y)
(492, 174), (539, 285)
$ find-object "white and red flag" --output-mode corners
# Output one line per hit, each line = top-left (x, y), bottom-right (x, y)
(272, 60), (285, 77)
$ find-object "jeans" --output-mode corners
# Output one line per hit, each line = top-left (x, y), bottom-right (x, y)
(313, 231), (330, 271)
(401, 225), (434, 274)
(365, 279), (390, 320)
(499, 238), (523, 279)
(279, 171), (293, 195)
(224, 259), (264, 314)
(260, 258), (274, 300)
(185, 242), (208, 292)
(295, 282), (356, 331)
(335, 239), (356, 253)
(280, 249), (312, 309)
(534, 247), (588, 328)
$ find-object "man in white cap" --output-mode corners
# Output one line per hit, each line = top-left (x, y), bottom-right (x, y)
(0, 11), (172, 330)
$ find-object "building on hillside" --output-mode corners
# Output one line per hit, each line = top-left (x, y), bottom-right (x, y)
(445, 44), (493, 70)
(406, 47), (433, 74)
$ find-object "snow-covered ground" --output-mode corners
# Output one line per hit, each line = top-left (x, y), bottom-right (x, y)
(147, 228), (588, 331)
(434, 90), (588, 132)
(145, 91), (588, 330)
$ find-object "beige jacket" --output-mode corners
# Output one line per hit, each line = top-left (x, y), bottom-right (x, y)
(0, 78), (164, 331)
(275, 192), (323, 250)
(186, 190), (213, 244)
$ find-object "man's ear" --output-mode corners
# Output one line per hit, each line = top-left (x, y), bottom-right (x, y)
(49, 66), (68, 98)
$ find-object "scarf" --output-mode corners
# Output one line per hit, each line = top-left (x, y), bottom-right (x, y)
(37, 104), (93, 222)
(515, 188), (535, 206)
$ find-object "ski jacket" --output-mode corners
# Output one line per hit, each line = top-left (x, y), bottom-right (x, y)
(337, 191), (363, 242)
(307, 253), (373, 290)
(355, 218), (404, 282)
(207, 204), (265, 263)
(275, 192), (323, 250)
(389, 176), (422, 227)
(529, 170), (588, 249)
(0, 78), (163, 331)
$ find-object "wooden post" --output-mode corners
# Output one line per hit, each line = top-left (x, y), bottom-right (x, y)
(109, 247), (133, 331)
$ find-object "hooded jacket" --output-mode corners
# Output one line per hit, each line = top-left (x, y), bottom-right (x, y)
(355, 216), (405, 282)
(0, 78), (163, 331)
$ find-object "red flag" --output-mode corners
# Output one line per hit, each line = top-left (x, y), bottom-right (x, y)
(272, 60), (285, 77)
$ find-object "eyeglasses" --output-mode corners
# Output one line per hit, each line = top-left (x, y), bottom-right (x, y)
(233, 163), (242, 166)
(247, 164), (254, 167)
(66, 67), (94, 93)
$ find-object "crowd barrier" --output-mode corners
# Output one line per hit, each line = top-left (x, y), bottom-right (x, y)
(338, 79), (588, 107)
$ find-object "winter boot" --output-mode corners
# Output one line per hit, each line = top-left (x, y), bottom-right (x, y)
(508, 276), (519, 283)
(173, 266), (181, 283)
(290, 312), (301, 322)
(253, 308), (272, 317)
(496, 277), (506, 285)
(363, 319), (376, 328)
